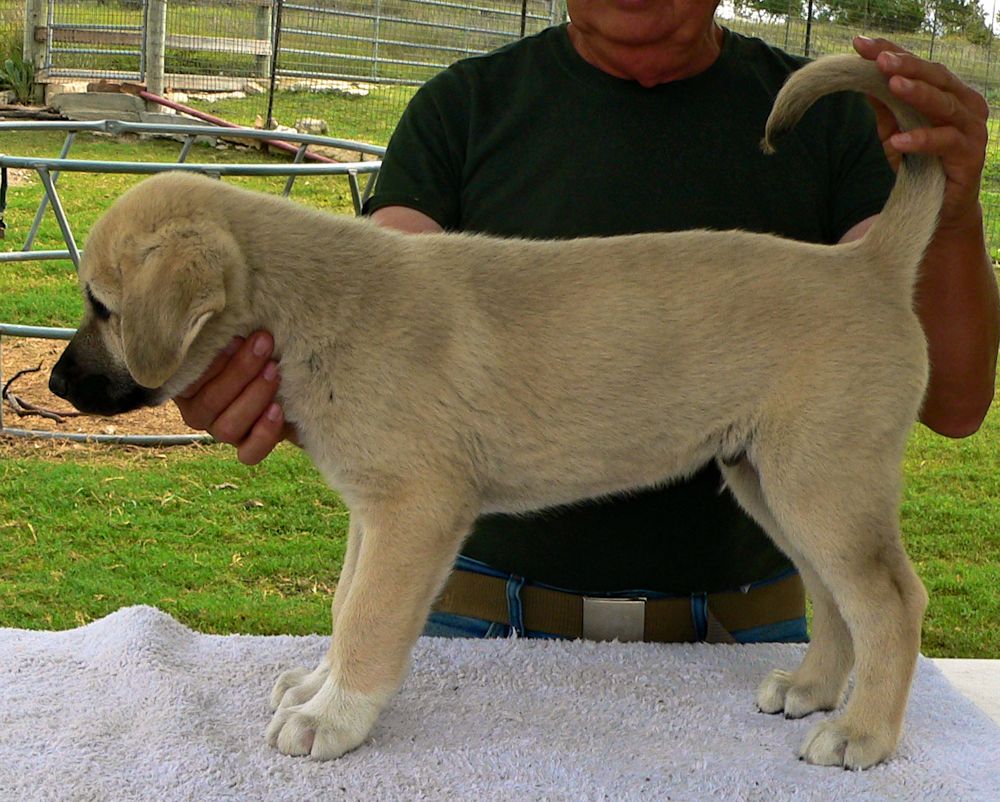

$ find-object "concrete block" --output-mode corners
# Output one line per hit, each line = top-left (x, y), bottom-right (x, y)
(50, 92), (146, 121)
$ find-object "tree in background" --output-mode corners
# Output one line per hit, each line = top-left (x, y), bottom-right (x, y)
(930, 0), (993, 44)
(820, 0), (926, 32)
(731, 0), (993, 46)
(732, 0), (806, 20)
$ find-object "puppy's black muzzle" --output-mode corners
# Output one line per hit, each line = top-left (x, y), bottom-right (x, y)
(49, 342), (154, 416)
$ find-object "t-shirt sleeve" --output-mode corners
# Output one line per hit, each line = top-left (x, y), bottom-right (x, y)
(825, 92), (895, 242)
(362, 70), (468, 229)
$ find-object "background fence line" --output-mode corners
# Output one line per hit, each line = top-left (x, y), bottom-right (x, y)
(3, 0), (1000, 249)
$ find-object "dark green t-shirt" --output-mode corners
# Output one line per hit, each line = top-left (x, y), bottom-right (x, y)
(364, 24), (894, 594)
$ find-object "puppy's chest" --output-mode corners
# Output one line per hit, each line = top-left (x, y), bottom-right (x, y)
(276, 369), (374, 503)
(278, 351), (338, 421)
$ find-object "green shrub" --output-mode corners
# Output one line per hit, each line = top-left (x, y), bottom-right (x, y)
(0, 55), (34, 104)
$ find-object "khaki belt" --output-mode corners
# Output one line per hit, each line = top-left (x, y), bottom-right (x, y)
(432, 569), (805, 643)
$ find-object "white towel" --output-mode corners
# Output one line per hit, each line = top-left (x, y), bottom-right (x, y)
(1, 605), (997, 801)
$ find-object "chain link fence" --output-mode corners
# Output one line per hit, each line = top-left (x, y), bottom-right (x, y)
(12, 0), (561, 144)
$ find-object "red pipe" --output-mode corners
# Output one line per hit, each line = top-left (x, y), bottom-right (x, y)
(133, 88), (337, 164)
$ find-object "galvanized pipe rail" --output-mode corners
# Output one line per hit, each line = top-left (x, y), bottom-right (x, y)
(0, 119), (383, 445)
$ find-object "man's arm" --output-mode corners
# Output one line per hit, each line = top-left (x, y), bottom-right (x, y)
(172, 207), (441, 464)
(847, 37), (1000, 437)
(841, 213), (997, 437)
(370, 206), (443, 234)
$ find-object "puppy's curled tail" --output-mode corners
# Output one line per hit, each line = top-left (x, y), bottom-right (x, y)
(762, 54), (946, 293)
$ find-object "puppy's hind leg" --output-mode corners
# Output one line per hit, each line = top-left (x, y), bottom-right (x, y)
(720, 458), (854, 720)
(270, 517), (364, 712)
(752, 444), (927, 769)
(266, 481), (477, 760)
(754, 565), (854, 720)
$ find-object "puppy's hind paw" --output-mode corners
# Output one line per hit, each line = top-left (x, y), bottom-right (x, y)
(799, 719), (895, 770)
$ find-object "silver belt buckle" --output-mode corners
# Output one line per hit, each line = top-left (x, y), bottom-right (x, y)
(582, 597), (646, 642)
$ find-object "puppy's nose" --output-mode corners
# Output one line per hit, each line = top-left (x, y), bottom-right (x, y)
(49, 349), (75, 400)
(48, 368), (69, 399)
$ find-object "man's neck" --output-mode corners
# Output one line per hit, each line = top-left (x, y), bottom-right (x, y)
(566, 19), (723, 87)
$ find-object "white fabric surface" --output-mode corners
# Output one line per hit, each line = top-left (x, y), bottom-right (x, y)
(932, 659), (1000, 726)
(1, 605), (997, 801)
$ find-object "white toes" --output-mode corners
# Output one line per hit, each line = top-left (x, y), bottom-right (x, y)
(269, 667), (309, 710)
(265, 673), (389, 761)
(269, 663), (330, 711)
(757, 667), (893, 768)
(799, 720), (893, 770)
(783, 682), (841, 720)
(755, 669), (794, 714)
(266, 706), (316, 756)
(755, 668), (843, 719)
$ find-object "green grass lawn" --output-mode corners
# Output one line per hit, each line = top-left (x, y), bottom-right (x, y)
(0, 128), (998, 658)
(0, 443), (347, 634)
(902, 409), (1000, 657)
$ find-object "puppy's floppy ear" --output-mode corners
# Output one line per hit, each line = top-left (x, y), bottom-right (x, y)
(121, 220), (237, 388)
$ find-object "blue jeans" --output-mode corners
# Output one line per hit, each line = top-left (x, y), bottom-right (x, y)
(424, 555), (808, 644)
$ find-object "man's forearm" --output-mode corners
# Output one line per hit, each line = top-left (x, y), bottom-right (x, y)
(916, 208), (999, 437)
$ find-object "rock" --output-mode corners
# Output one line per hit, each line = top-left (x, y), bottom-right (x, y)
(279, 79), (370, 98)
(294, 117), (328, 135)
(185, 90), (247, 103)
(44, 81), (89, 104)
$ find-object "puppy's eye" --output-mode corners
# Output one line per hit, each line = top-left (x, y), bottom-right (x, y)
(86, 286), (112, 321)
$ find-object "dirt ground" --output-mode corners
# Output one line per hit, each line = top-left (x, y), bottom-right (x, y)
(2, 335), (192, 439)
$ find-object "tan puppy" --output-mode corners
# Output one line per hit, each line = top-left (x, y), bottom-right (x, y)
(50, 55), (942, 769)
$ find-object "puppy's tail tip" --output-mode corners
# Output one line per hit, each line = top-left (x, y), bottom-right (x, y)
(766, 54), (945, 293)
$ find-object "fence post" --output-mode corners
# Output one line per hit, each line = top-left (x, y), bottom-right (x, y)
(146, 0), (167, 98)
(255, 1), (272, 79)
(265, 0), (283, 127)
(803, 0), (814, 58)
(23, 0), (46, 102)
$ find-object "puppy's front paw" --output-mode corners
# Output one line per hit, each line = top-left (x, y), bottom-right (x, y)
(266, 676), (386, 760)
(799, 719), (894, 769)
(756, 669), (844, 719)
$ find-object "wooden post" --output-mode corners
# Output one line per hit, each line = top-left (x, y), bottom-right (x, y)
(146, 0), (167, 98)
(255, 1), (272, 79)
(23, 0), (46, 101)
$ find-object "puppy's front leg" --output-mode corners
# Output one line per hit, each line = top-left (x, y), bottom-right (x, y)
(266, 488), (475, 759)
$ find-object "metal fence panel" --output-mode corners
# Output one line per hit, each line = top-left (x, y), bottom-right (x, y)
(42, 0), (145, 79)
